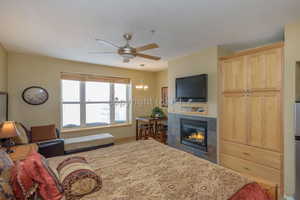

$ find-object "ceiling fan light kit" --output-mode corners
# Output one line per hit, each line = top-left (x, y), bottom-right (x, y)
(93, 33), (161, 63)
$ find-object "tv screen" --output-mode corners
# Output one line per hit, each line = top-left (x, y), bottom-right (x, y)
(176, 74), (207, 102)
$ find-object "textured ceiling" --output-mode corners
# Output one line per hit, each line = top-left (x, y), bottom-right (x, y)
(0, 0), (299, 71)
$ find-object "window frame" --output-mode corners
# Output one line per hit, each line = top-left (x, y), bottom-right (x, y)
(61, 79), (131, 130)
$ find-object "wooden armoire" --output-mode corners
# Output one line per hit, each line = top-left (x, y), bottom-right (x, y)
(219, 42), (283, 198)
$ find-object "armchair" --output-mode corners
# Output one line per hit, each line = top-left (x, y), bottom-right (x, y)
(34, 128), (65, 158)
(18, 123), (65, 158)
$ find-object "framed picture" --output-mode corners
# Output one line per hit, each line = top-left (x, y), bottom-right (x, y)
(0, 92), (8, 123)
(22, 86), (49, 105)
(161, 87), (168, 108)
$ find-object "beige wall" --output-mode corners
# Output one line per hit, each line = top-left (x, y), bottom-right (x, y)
(155, 69), (168, 113)
(284, 21), (300, 197)
(0, 44), (7, 92)
(167, 46), (231, 116)
(7, 53), (158, 139)
(295, 62), (300, 101)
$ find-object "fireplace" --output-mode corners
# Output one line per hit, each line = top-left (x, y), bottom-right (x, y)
(180, 118), (208, 152)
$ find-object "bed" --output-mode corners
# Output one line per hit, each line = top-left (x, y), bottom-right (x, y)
(48, 139), (276, 200)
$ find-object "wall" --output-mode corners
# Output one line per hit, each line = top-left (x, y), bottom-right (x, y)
(168, 47), (218, 116)
(155, 69), (168, 112)
(284, 21), (300, 197)
(296, 63), (300, 101)
(7, 52), (158, 139)
(0, 44), (7, 92)
(167, 46), (231, 117)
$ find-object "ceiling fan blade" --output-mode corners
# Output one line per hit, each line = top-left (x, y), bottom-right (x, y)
(95, 39), (120, 48)
(135, 53), (161, 60)
(135, 43), (159, 52)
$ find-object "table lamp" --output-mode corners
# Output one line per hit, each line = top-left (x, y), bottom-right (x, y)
(0, 121), (19, 153)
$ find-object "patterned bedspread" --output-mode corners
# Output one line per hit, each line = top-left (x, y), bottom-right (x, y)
(48, 139), (251, 200)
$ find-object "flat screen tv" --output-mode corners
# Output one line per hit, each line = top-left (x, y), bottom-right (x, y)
(176, 74), (207, 102)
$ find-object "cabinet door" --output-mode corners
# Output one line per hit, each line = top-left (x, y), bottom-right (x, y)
(248, 92), (282, 152)
(221, 93), (248, 144)
(248, 48), (282, 91)
(221, 57), (247, 93)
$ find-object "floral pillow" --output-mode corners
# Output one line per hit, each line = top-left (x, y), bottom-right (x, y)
(0, 150), (14, 174)
(0, 150), (14, 180)
(10, 152), (63, 200)
(0, 150), (15, 200)
(0, 177), (15, 200)
(12, 122), (29, 145)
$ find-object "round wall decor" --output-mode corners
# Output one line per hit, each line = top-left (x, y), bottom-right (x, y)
(22, 86), (49, 105)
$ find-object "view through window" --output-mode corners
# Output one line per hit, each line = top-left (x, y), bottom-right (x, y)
(61, 75), (130, 129)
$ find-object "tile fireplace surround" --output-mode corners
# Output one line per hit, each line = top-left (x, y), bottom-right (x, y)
(168, 113), (217, 163)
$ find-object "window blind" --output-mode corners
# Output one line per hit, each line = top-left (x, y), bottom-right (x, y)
(61, 72), (130, 84)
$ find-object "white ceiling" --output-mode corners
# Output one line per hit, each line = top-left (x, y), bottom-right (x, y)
(0, 0), (299, 71)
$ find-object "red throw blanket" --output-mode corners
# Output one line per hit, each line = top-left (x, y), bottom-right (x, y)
(229, 182), (272, 200)
(10, 152), (63, 200)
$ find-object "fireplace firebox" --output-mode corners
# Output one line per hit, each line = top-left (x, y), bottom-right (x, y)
(180, 119), (208, 152)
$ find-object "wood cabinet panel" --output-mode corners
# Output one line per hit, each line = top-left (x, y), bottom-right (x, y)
(221, 141), (282, 170)
(248, 93), (263, 146)
(220, 154), (281, 185)
(221, 93), (247, 144)
(221, 57), (247, 93)
(219, 44), (283, 199)
(265, 49), (282, 90)
(247, 49), (282, 91)
(248, 92), (282, 152)
(264, 92), (282, 152)
(248, 54), (265, 90)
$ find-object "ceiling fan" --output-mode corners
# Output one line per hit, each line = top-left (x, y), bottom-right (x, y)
(90, 33), (161, 63)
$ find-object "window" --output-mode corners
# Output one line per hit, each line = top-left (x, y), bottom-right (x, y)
(61, 74), (130, 129)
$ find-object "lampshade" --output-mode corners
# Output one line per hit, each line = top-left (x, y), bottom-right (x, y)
(0, 121), (19, 139)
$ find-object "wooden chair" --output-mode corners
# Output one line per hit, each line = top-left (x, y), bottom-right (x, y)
(138, 123), (154, 140)
(154, 123), (168, 144)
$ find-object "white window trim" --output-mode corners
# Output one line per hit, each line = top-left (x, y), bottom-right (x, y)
(61, 80), (131, 130)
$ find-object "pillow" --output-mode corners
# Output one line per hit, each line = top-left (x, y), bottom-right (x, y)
(0, 177), (15, 200)
(229, 182), (271, 200)
(0, 150), (14, 176)
(12, 122), (29, 145)
(0, 151), (15, 200)
(57, 157), (102, 200)
(10, 152), (63, 200)
(31, 124), (57, 142)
